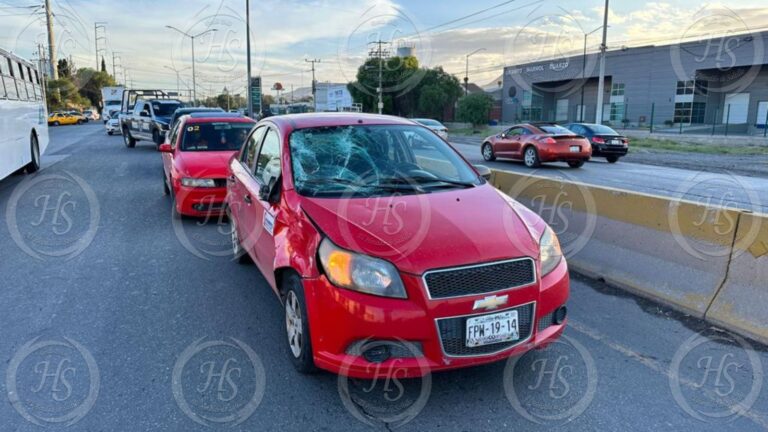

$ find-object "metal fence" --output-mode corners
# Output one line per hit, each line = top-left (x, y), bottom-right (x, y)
(505, 102), (768, 138)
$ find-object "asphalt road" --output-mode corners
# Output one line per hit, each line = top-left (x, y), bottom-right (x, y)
(1, 122), (767, 431)
(449, 136), (768, 214)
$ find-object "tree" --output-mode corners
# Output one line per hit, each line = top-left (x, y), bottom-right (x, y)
(57, 59), (72, 78)
(262, 94), (275, 106)
(457, 93), (494, 127)
(46, 77), (90, 110)
(101, 57), (107, 73)
(348, 59), (461, 119)
(73, 68), (117, 109)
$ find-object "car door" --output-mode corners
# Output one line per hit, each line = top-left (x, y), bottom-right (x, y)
(162, 121), (181, 184)
(495, 127), (524, 157)
(246, 127), (282, 288)
(139, 103), (152, 139)
(229, 125), (268, 258)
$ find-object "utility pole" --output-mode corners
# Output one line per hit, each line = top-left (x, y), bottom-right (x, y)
(44, 0), (57, 79)
(166, 26), (217, 106)
(112, 52), (120, 82)
(246, 0), (253, 117)
(464, 48), (486, 97)
(595, 0), (610, 124)
(368, 41), (390, 114)
(94, 22), (107, 70)
(305, 58), (321, 112)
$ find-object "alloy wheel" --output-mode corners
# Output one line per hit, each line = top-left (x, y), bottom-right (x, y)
(285, 291), (303, 358)
(524, 148), (535, 166)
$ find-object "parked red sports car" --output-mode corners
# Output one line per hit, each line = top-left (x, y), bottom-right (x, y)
(160, 113), (255, 217)
(482, 123), (592, 168)
(227, 113), (569, 378)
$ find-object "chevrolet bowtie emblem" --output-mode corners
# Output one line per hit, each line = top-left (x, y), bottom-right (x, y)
(473, 295), (509, 311)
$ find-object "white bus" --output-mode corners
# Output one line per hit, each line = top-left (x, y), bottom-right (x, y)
(0, 47), (48, 181)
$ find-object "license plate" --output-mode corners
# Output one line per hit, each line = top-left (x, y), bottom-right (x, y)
(569, 145), (580, 152)
(465, 310), (519, 347)
(610, 139), (621, 145)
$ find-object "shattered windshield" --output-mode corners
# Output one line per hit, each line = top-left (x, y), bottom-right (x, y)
(289, 124), (480, 197)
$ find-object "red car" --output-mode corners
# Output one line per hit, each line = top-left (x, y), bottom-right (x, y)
(160, 113), (255, 217)
(227, 113), (569, 378)
(482, 123), (592, 168)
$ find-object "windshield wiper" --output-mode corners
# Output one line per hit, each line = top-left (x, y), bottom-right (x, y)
(407, 175), (475, 188)
(298, 178), (422, 193)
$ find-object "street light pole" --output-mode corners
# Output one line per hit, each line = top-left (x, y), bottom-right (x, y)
(580, 26), (603, 122)
(166, 26), (217, 106)
(246, 0), (253, 117)
(595, 0), (610, 124)
(164, 65), (189, 98)
(464, 48), (486, 97)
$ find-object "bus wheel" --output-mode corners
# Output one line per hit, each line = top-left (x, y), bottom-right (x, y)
(26, 134), (40, 174)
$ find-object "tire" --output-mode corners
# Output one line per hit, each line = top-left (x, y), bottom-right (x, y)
(53, 121), (60, 126)
(606, 156), (620, 163)
(123, 128), (136, 148)
(523, 146), (541, 168)
(107, 131), (113, 135)
(283, 273), (317, 374)
(152, 129), (162, 147)
(25, 134), (40, 174)
(568, 161), (585, 168)
(162, 171), (170, 195)
(482, 143), (496, 161)
(228, 208), (252, 264)
(77, 120), (83, 125)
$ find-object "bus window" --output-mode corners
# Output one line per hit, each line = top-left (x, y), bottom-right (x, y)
(2, 58), (18, 100)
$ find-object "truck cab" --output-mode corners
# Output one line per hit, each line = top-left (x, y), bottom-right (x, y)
(121, 97), (182, 148)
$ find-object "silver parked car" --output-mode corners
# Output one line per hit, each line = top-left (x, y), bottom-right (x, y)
(412, 118), (448, 140)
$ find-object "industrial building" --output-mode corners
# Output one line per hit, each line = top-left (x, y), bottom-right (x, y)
(501, 30), (768, 134)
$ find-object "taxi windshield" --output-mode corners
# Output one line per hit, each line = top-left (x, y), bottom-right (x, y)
(181, 122), (253, 151)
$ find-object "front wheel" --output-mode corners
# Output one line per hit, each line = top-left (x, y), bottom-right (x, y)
(107, 131), (113, 135)
(283, 274), (316, 374)
(523, 146), (541, 168)
(152, 129), (162, 147)
(606, 156), (620, 163)
(53, 121), (60, 126)
(123, 128), (136, 148)
(25, 134), (40, 174)
(568, 161), (585, 168)
(482, 143), (496, 161)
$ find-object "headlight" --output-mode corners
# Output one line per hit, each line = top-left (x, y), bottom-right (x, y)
(318, 238), (407, 299)
(181, 178), (216, 188)
(539, 226), (563, 276)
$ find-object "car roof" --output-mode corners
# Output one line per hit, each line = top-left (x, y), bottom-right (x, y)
(174, 107), (224, 114)
(267, 113), (418, 130)
(183, 113), (255, 124)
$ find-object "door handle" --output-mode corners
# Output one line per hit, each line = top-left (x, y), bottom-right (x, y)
(227, 175), (236, 183)
(244, 194), (252, 204)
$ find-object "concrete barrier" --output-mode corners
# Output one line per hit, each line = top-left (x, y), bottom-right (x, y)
(491, 170), (744, 320)
(706, 213), (768, 343)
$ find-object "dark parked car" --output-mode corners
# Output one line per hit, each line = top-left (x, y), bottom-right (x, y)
(168, 107), (225, 131)
(565, 123), (629, 163)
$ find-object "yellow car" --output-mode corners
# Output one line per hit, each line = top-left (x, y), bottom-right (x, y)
(48, 112), (82, 126)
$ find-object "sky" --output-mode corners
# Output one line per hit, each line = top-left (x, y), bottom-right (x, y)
(2, 0), (767, 99)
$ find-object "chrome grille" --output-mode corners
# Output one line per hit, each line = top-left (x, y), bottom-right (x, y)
(423, 258), (536, 299)
(436, 302), (535, 357)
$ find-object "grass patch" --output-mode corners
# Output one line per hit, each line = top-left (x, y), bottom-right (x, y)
(630, 137), (768, 155)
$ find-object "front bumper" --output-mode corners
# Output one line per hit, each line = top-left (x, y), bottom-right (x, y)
(174, 185), (227, 217)
(303, 258), (570, 378)
(105, 123), (121, 133)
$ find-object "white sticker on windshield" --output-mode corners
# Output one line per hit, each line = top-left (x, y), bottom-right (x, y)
(263, 210), (275, 236)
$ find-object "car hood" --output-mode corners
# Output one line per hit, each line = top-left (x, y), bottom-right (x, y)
(299, 184), (542, 274)
(174, 151), (237, 178)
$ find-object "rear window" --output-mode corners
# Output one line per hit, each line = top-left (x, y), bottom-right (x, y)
(416, 119), (441, 127)
(587, 124), (620, 135)
(153, 102), (181, 116)
(181, 122), (253, 151)
(538, 125), (574, 135)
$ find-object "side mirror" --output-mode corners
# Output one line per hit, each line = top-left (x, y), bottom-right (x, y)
(474, 164), (492, 181)
(140, 110), (150, 117)
(258, 177), (281, 204)
(158, 143), (172, 153)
